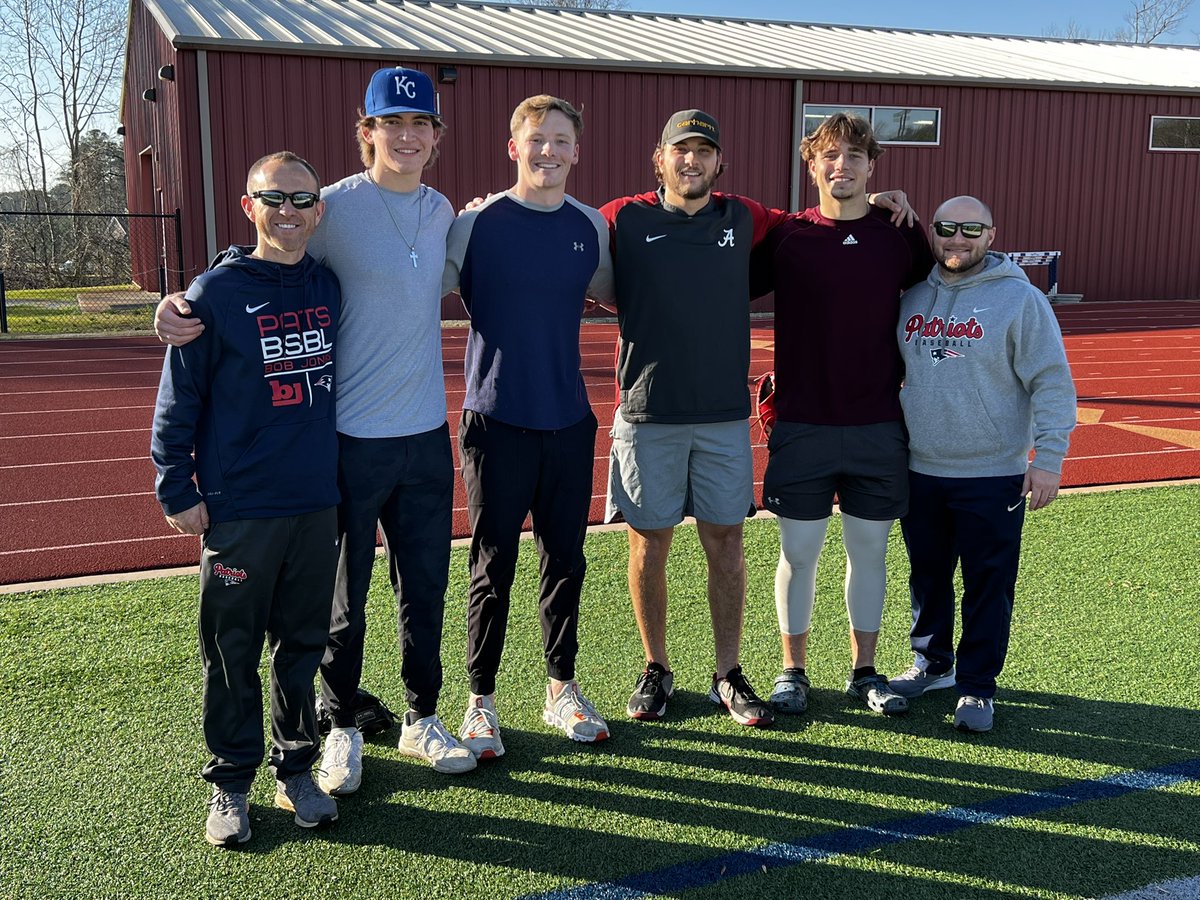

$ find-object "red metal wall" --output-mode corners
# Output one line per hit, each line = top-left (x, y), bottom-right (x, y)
(194, 52), (794, 313)
(802, 80), (1200, 301)
(121, 0), (206, 289)
(124, 0), (1199, 305)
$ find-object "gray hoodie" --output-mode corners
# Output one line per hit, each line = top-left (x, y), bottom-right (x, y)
(897, 251), (1076, 478)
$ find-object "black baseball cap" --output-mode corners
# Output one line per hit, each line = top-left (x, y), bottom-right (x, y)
(661, 109), (721, 151)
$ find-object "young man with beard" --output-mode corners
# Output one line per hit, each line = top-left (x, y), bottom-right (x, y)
(603, 110), (914, 727)
(152, 152), (340, 846)
(750, 113), (933, 719)
(154, 67), (476, 786)
(441, 95), (614, 757)
(889, 195), (1075, 733)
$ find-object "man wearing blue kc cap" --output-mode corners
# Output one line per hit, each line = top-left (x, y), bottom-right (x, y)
(155, 66), (475, 785)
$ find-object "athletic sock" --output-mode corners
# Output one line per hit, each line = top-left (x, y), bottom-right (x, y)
(852, 666), (877, 681)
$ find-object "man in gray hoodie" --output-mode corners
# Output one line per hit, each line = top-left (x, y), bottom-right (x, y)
(888, 195), (1076, 733)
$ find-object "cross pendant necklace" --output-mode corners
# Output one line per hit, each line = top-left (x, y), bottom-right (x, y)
(366, 171), (423, 269)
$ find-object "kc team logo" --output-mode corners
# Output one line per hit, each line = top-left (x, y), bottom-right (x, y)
(393, 74), (416, 98)
(212, 563), (248, 586)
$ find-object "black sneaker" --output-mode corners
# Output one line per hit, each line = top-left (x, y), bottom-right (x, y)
(626, 663), (674, 720)
(709, 666), (775, 727)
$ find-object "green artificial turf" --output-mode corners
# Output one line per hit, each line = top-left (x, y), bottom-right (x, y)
(1, 485), (1198, 899)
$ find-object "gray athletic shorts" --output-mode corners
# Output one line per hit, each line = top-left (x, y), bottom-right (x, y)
(605, 415), (754, 530)
(761, 420), (908, 521)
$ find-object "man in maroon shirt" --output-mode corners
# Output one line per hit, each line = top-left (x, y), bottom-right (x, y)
(750, 113), (933, 718)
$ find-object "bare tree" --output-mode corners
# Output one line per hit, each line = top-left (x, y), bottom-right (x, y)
(1046, 0), (1195, 43)
(0, 0), (125, 208)
(1042, 19), (1097, 40)
(1114, 0), (1195, 42)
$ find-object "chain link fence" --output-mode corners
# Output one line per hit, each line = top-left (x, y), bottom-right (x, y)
(0, 210), (183, 334)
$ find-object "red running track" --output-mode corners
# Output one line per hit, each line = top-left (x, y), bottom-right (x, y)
(2, 299), (1198, 585)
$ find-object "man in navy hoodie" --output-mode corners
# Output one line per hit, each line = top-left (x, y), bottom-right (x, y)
(151, 151), (342, 848)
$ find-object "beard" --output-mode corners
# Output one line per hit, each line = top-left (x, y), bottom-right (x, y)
(662, 165), (718, 200)
(937, 246), (988, 276)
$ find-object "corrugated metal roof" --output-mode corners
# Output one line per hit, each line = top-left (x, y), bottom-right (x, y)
(137, 0), (1200, 92)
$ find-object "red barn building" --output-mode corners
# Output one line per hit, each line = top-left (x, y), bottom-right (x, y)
(121, 0), (1200, 306)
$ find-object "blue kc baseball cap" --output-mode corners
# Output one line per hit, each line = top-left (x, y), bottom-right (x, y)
(364, 66), (441, 120)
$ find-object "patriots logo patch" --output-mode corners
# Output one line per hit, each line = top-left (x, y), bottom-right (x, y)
(930, 348), (964, 364)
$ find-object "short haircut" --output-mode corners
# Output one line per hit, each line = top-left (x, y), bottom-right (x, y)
(355, 109), (447, 169)
(800, 112), (884, 163)
(509, 95), (584, 139)
(245, 151), (321, 194)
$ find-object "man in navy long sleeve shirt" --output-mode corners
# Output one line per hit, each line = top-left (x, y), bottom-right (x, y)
(442, 95), (614, 757)
(151, 152), (341, 848)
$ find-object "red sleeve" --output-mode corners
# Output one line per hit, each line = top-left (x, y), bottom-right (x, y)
(722, 193), (791, 246)
(599, 192), (659, 261)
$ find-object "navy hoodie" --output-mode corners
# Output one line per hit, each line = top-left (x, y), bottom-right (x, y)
(151, 246), (341, 524)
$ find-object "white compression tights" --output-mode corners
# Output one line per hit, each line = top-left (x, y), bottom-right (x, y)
(775, 514), (893, 635)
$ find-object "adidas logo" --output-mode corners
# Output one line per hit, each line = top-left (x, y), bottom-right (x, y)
(842, 234), (858, 246)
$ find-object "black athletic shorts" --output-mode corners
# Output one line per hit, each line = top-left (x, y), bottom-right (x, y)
(761, 420), (908, 521)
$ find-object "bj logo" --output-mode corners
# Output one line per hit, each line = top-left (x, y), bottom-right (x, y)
(270, 379), (304, 407)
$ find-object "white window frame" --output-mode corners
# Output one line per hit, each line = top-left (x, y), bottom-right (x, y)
(1148, 115), (1200, 152)
(870, 106), (942, 146)
(803, 104), (942, 146)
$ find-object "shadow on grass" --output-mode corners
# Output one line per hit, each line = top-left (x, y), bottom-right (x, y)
(231, 689), (1200, 897)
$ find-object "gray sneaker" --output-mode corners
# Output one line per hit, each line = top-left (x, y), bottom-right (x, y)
(954, 695), (994, 732)
(889, 662), (956, 699)
(274, 771), (339, 828)
(205, 785), (251, 847)
(769, 669), (810, 714)
(845, 673), (909, 716)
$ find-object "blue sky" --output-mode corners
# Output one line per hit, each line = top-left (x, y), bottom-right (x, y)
(624, 0), (1200, 44)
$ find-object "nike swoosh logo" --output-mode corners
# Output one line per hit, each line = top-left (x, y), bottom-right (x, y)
(645, 234), (667, 243)
(246, 302), (270, 313)
(973, 307), (990, 313)
(1007, 500), (1024, 512)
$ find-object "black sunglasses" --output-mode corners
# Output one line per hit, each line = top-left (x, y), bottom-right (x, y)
(251, 190), (320, 209)
(933, 221), (992, 239)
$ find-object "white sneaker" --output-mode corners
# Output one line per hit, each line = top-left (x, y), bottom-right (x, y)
(459, 695), (505, 760)
(318, 726), (364, 796)
(397, 714), (477, 774)
(543, 681), (610, 743)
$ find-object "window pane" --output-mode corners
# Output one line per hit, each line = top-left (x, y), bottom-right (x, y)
(1151, 117), (1200, 150)
(803, 104), (871, 136)
(872, 107), (939, 143)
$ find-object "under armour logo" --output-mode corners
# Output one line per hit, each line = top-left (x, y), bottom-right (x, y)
(717, 228), (735, 248)
(393, 75), (416, 98)
(573, 242), (584, 251)
(842, 235), (858, 246)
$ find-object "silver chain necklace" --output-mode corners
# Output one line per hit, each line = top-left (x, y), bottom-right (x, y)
(366, 171), (423, 268)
